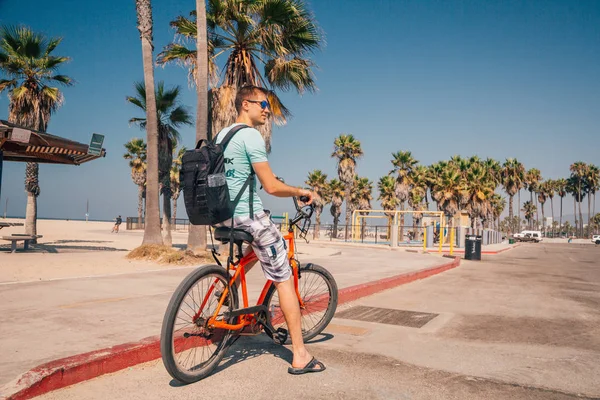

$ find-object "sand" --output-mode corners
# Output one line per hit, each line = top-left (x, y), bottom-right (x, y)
(0, 218), (205, 283)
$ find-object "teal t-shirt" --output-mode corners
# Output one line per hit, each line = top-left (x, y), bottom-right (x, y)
(215, 123), (267, 218)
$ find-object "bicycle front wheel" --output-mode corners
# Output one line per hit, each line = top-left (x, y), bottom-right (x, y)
(160, 265), (239, 384)
(263, 263), (338, 343)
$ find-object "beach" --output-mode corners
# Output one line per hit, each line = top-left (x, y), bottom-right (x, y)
(0, 218), (198, 283)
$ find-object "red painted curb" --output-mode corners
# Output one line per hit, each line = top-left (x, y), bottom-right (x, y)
(1, 257), (460, 400)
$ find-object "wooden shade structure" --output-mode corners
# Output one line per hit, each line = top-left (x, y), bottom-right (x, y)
(0, 120), (106, 199)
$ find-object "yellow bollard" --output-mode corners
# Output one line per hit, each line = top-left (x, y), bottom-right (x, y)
(423, 229), (427, 252)
(450, 228), (455, 256)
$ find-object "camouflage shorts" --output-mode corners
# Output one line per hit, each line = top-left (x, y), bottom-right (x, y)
(222, 211), (291, 282)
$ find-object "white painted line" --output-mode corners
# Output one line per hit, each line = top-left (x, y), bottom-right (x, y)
(0, 265), (200, 286)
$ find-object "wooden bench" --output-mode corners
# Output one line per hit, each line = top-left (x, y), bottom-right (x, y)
(1, 234), (43, 253)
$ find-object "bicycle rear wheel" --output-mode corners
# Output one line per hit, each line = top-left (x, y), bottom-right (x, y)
(263, 263), (338, 343)
(160, 265), (238, 384)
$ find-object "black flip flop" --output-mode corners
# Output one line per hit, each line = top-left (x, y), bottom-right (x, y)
(288, 357), (326, 375)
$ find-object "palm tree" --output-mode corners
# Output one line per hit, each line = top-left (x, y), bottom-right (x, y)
(158, 0), (322, 151)
(570, 162), (588, 237)
(390, 151), (418, 240)
(352, 176), (373, 240)
(524, 168), (542, 228)
(328, 179), (345, 239)
(584, 164), (599, 235)
(170, 146), (186, 223)
(377, 175), (399, 239)
(127, 81), (192, 245)
(489, 194), (506, 231)
(501, 158), (525, 232)
(332, 134), (363, 239)
(555, 178), (567, 236)
(463, 163), (495, 229)
(0, 25), (74, 239)
(123, 138), (147, 223)
(305, 170), (329, 240)
(432, 166), (463, 224)
(545, 180), (556, 235)
(537, 181), (548, 232)
(522, 201), (536, 229)
(135, 0), (162, 245)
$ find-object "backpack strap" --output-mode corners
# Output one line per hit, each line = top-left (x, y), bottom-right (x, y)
(218, 124), (250, 150)
(220, 124), (257, 219)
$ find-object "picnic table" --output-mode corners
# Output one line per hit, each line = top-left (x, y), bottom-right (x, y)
(2, 233), (42, 253)
(0, 222), (24, 230)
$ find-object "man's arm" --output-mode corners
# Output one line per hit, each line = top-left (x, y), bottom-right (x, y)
(253, 161), (314, 203)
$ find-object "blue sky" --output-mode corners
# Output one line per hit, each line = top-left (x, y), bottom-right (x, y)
(1, 0), (599, 223)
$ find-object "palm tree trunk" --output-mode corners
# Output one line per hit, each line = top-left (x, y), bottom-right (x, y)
(573, 196), (577, 236)
(24, 162), (39, 241)
(25, 190), (37, 239)
(587, 193), (592, 237)
(344, 190), (352, 240)
(162, 191), (172, 246)
(508, 194), (514, 233)
(541, 202), (545, 234)
(313, 210), (321, 240)
(187, 0), (209, 254)
(138, 185), (144, 226)
(518, 190), (521, 230)
(577, 180), (583, 237)
(136, 0), (163, 245)
(332, 216), (339, 239)
(173, 197), (178, 224)
(559, 196), (563, 236)
(550, 198), (554, 237)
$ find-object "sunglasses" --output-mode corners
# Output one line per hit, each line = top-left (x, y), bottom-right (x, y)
(246, 99), (271, 110)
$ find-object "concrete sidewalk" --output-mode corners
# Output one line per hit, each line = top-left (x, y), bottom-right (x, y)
(28, 244), (600, 400)
(0, 245), (458, 398)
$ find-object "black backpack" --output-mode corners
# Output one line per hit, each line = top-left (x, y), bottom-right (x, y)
(180, 124), (255, 226)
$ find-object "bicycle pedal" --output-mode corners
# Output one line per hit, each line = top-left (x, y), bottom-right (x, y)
(275, 327), (288, 345)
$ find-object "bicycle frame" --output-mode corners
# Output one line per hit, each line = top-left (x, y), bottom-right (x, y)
(197, 230), (306, 331)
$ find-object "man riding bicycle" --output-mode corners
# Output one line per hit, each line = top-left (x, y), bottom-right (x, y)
(213, 85), (325, 374)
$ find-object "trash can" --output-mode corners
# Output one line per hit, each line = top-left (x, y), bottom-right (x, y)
(465, 235), (482, 260)
(508, 238), (515, 244)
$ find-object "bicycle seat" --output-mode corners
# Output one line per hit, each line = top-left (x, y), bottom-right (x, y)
(213, 227), (254, 244)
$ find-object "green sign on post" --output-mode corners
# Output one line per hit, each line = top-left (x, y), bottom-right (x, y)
(88, 133), (105, 156)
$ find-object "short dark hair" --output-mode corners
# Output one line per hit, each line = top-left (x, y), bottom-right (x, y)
(235, 85), (269, 113)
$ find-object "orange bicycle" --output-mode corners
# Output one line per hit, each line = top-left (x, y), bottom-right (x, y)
(160, 197), (338, 383)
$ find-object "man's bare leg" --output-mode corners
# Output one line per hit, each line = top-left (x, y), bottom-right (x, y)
(273, 278), (323, 369)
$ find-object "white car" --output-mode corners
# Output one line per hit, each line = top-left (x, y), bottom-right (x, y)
(592, 235), (600, 245)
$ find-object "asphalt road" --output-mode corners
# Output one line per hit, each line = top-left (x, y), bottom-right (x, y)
(37, 243), (600, 399)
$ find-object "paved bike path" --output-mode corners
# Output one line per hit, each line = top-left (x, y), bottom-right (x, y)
(0, 246), (455, 393)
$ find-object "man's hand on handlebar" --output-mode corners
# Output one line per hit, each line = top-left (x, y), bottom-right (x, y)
(298, 189), (316, 205)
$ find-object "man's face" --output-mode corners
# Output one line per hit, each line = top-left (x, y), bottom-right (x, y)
(244, 92), (271, 126)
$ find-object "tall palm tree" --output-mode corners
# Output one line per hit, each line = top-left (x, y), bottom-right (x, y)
(123, 138), (147, 223)
(537, 181), (548, 232)
(127, 81), (192, 245)
(522, 201), (536, 229)
(377, 175), (399, 239)
(187, 0), (210, 254)
(305, 170), (329, 240)
(328, 179), (345, 239)
(501, 158), (525, 232)
(170, 146), (186, 223)
(464, 162), (494, 229)
(158, 0), (322, 151)
(588, 164), (600, 219)
(545, 179), (556, 234)
(332, 134), (363, 239)
(555, 178), (567, 235)
(352, 176), (373, 240)
(570, 162), (588, 236)
(524, 168), (542, 228)
(566, 176), (582, 236)
(584, 164), (599, 234)
(432, 166), (463, 224)
(390, 151), (418, 240)
(0, 25), (74, 239)
(135, 0), (162, 245)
